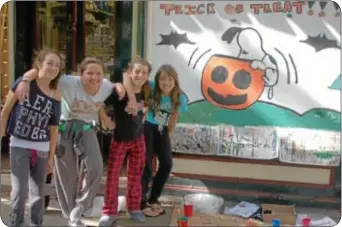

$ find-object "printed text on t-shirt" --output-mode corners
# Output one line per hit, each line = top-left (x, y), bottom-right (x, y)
(13, 94), (53, 140)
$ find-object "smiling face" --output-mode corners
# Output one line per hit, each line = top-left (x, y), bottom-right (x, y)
(38, 53), (61, 80)
(201, 55), (265, 110)
(81, 63), (104, 89)
(130, 63), (149, 87)
(158, 71), (176, 95)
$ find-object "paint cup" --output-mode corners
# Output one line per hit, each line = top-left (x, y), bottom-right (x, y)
(272, 219), (281, 227)
(183, 203), (194, 217)
(177, 219), (182, 227)
(179, 216), (188, 227)
(302, 217), (311, 227)
(246, 219), (257, 227)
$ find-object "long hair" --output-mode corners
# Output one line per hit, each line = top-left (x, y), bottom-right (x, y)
(32, 48), (63, 90)
(153, 64), (181, 113)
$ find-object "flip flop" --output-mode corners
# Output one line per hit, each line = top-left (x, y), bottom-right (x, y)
(143, 206), (161, 217)
(150, 203), (166, 216)
(143, 205), (166, 217)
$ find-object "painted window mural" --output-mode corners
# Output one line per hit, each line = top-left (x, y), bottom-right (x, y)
(150, 1), (341, 166)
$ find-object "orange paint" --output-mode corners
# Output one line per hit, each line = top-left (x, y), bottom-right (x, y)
(201, 55), (265, 110)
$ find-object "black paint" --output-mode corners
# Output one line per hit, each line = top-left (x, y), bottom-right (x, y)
(156, 31), (196, 49)
(208, 88), (247, 106)
(211, 66), (228, 84)
(300, 34), (340, 52)
(308, 1), (315, 9)
(333, 1), (340, 10)
(319, 1), (328, 10)
(233, 70), (251, 90)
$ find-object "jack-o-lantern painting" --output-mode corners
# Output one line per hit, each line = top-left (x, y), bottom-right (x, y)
(201, 55), (265, 110)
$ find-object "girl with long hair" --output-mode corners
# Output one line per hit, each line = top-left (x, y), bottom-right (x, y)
(141, 64), (188, 217)
(1, 49), (62, 226)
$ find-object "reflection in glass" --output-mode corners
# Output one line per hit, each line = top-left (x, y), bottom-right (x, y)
(37, 1), (70, 65)
(85, 1), (116, 79)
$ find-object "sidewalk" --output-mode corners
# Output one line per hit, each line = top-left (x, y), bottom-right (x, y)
(1, 191), (341, 226)
(0, 194), (174, 226)
(1, 173), (341, 226)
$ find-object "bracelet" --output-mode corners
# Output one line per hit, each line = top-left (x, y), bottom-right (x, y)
(21, 78), (30, 82)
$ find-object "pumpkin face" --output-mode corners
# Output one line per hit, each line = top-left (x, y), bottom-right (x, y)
(201, 55), (265, 110)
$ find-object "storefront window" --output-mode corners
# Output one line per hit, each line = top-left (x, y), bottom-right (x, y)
(85, 1), (116, 79)
(1, 2), (9, 101)
(137, 2), (146, 57)
(36, 1), (73, 70)
(112, 1), (133, 82)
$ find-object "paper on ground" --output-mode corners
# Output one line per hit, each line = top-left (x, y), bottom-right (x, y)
(224, 201), (259, 218)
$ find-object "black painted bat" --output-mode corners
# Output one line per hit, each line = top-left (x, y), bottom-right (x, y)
(156, 31), (196, 49)
(300, 34), (340, 52)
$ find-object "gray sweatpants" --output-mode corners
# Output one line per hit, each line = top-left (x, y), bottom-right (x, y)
(9, 147), (48, 227)
(54, 121), (103, 223)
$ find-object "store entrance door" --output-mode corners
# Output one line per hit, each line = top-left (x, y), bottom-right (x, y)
(36, 1), (76, 73)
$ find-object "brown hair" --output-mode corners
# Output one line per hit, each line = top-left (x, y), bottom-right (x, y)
(153, 64), (181, 112)
(79, 57), (105, 75)
(125, 56), (152, 107)
(32, 48), (62, 90)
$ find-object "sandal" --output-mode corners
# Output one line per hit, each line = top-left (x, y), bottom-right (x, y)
(149, 203), (165, 215)
(143, 206), (161, 217)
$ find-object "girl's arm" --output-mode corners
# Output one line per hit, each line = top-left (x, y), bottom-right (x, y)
(48, 126), (59, 158)
(15, 69), (39, 101)
(142, 107), (149, 123)
(23, 68), (39, 81)
(123, 71), (136, 102)
(47, 90), (61, 174)
(168, 112), (180, 133)
(98, 106), (115, 130)
(123, 72), (138, 115)
(0, 91), (17, 137)
(167, 93), (188, 133)
(47, 125), (59, 174)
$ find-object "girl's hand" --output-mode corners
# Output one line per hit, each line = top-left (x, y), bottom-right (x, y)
(114, 83), (126, 100)
(46, 158), (54, 174)
(142, 107), (148, 123)
(102, 116), (116, 131)
(168, 124), (175, 133)
(125, 100), (138, 116)
(106, 120), (116, 130)
(15, 81), (30, 101)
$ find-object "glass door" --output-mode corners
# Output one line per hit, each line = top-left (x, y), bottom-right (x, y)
(84, 1), (116, 79)
(36, 1), (75, 72)
(1, 2), (9, 102)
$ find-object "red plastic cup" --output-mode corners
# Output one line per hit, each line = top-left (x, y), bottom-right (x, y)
(181, 219), (188, 227)
(302, 217), (311, 227)
(183, 204), (193, 217)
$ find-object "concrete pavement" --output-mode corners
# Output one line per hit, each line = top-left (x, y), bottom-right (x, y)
(0, 195), (174, 226)
(1, 172), (341, 226)
(1, 193), (341, 226)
